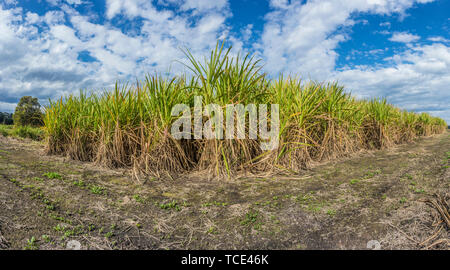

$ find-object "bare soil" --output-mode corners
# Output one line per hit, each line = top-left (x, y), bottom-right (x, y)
(0, 131), (449, 250)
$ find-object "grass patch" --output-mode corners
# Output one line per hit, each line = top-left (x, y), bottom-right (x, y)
(202, 201), (228, 207)
(0, 124), (43, 141)
(350, 179), (360, 185)
(159, 200), (181, 211)
(24, 236), (38, 250)
(43, 172), (62, 179)
(73, 179), (86, 187)
(133, 194), (145, 203)
(89, 185), (105, 195)
(32, 177), (43, 182)
(241, 210), (259, 226)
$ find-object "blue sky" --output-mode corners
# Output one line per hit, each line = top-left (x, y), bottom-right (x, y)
(0, 0), (449, 123)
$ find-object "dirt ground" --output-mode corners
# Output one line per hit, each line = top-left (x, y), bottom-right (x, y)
(0, 131), (448, 250)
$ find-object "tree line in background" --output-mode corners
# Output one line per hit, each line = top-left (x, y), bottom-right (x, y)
(0, 96), (44, 141)
(0, 96), (44, 126)
(0, 112), (13, 125)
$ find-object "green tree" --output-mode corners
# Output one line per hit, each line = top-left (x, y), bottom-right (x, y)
(13, 96), (43, 127)
(0, 112), (14, 125)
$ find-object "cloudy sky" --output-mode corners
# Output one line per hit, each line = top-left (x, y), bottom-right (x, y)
(0, 0), (449, 123)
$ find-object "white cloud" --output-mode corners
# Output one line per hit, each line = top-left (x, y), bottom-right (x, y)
(257, 0), (432, 79)
(241, 24), (253, 41)
(50, 24), (82, 47)
(0, 0), (239, 111)
(0, 101), (16, 112)
(0, 0), (448, 125)
(256, 0), (448, 122)
(269, 0), (290, 9)
(25, 12), (39, 24)
(65, 0), (84, 5)
(428, 36), (450, 43)
(179, 0), (228, 12)
(105, 0), (172, 21)
(375, 29), (391, 35)
(335, 43), (450, 123)
(389, 31), (420, 43)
